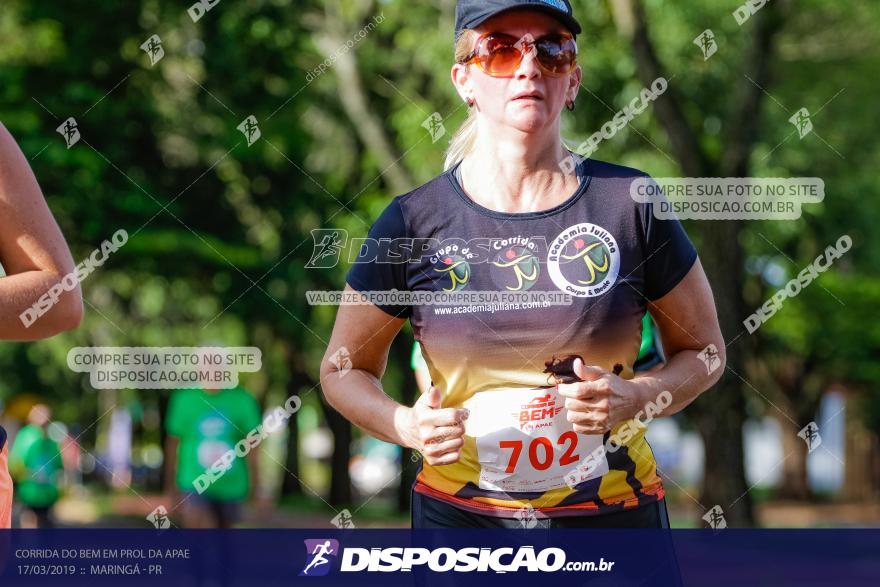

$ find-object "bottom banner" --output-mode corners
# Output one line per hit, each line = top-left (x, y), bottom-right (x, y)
(0, 529), (876, 586)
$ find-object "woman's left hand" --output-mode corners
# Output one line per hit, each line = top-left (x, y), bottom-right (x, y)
(556, 357), (642, 435)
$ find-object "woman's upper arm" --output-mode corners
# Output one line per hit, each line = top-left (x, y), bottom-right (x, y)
(324, 196), (412, 383)
(0, 122), (76, 277)
(321, 284), (407, 382)
(647, 258), (724, 359)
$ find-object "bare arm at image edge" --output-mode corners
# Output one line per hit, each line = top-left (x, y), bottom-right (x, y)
(0, 122), (83, 340)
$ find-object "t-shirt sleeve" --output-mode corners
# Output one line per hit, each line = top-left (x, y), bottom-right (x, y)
(640, 176), (698, 301)
(345, 197), (412, 318)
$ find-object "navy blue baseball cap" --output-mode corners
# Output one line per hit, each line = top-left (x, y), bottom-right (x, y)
(454, 0), (582, 43)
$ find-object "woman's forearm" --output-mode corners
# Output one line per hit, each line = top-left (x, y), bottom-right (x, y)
(0, 122), (83, 340)
(630, 346), (725, 419)
(320, 367), (417, 449)
(0, 269), (83, 340)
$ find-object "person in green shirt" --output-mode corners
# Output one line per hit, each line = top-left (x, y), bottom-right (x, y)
(165, 385), (262, 528)
(9, 404), (63, 528)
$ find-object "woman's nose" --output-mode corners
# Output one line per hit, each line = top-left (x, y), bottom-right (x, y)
(515, 42), (541, 79)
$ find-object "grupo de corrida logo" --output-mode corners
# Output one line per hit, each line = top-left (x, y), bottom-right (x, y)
(432, 254), (471, 292)
(490, 245), (541, 291)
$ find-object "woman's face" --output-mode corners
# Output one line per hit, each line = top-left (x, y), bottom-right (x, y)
(453, 9), (582, 134)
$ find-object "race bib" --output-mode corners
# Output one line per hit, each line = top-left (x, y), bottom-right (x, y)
(463, 386), (609, 493)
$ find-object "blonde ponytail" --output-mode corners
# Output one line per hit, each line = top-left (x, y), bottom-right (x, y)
(444, 29), (480, 171)
(444, 109), (478, 171)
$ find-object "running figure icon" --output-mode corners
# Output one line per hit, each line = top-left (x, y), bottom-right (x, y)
(302, 540), (336, 575)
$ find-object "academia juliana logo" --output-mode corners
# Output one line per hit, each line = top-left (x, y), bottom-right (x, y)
(300, 539), (340, 577)
(547, 223), (620, 297)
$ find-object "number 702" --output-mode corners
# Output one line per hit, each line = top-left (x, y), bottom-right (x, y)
(500, 431), (580, 473)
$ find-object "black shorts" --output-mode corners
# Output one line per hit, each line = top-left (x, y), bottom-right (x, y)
(410, 488), (683, 585)
(183, 492), (242, 527)
(411, 488), (671, 529)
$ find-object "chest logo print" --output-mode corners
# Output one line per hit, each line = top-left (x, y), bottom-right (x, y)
(564, 241), (609, 285)
(433, 255), (470, 292)
(548, 223), (620, 297)
(490, 245), (540, 291)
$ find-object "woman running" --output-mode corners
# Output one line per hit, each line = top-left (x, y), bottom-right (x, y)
(320, 0), (724, 529)
(0, 122), (84, 528)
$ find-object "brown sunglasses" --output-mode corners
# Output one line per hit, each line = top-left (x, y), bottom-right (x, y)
(462, 31), (578, 78)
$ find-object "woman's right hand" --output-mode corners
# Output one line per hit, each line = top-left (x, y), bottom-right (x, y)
(403, 386), (469, 465)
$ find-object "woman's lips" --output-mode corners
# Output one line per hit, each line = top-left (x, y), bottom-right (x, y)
(512, 92), (544, 101)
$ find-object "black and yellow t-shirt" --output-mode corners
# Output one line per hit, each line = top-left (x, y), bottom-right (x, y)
(346, 156), (697, 518)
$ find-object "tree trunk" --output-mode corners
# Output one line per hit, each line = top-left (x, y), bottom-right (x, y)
(777, 409), (810, 500)
(843, 388), (878, 501)
(779, 379), (823, 500)
(320, 393), (352, 506)
(691, 220), (755, 526)
(763, 352), (823, 500)
(280, 352), (312, 498)
(279, 406), (303, 498)
(695, 2), (785, 525)
(872, 433), (880, 500)
(395, 333), (419, 514)
(158, 392), (170, 491)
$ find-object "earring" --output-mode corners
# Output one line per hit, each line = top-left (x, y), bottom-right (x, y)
(466, 97), (475, 107)
(566, 100), (575, 112)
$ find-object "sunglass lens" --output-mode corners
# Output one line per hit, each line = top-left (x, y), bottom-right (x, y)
(483, 41), (522, 76)
(537, 38), (576, 75)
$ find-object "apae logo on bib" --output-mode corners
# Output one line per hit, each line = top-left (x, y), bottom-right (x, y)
(547, 223), (620, 297)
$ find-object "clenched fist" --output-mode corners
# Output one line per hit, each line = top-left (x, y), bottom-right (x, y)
(403, 386), (469, 465)
(556, 357), (640, 435)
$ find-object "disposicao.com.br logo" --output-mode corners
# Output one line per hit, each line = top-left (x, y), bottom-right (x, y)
(299, 539), (614, 575)
(300, 539), (340, 576)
